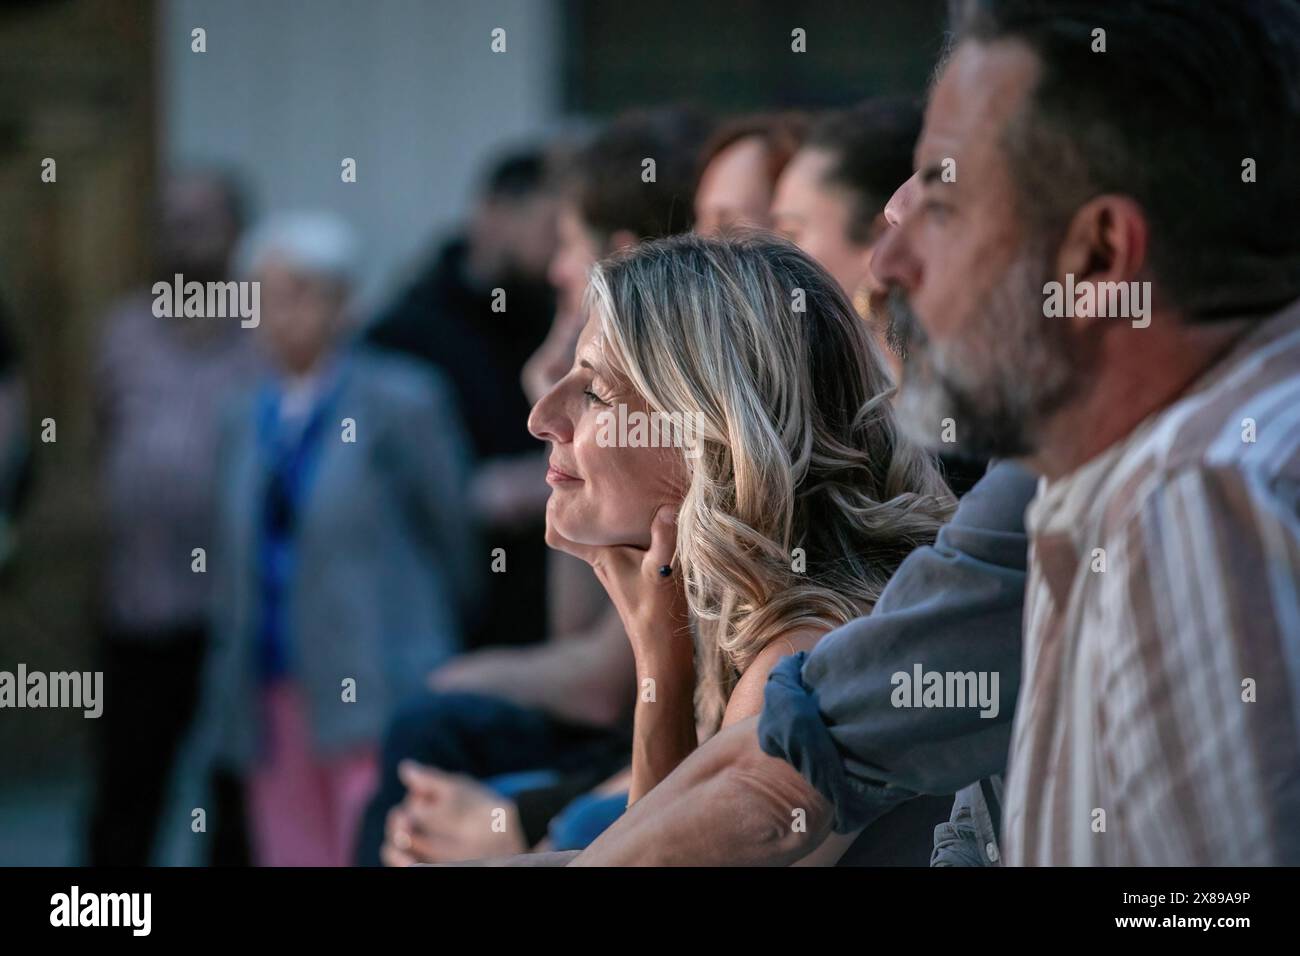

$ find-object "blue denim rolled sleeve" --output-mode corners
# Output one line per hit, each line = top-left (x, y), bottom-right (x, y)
(759, 461), (1037, 833)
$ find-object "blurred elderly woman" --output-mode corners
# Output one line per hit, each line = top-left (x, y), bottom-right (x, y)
(203, 212), (479, 867)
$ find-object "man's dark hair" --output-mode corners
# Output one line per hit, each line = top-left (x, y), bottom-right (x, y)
(804, 97), (923, 245)
(482, 148), (549, 202)
(568, 107), (714, 242)
(950, 0), (1300, 320)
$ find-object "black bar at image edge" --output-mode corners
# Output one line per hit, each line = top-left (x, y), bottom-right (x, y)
(0, 866), (1283, 941)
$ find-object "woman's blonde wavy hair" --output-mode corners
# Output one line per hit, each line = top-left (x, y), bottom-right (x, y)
(587, 232), (955, 734)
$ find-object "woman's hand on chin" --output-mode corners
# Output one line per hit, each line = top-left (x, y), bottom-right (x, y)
(545, 505), (690, 656)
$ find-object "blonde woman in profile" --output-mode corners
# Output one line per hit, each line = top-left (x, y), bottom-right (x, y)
(528, 232), (953, 864)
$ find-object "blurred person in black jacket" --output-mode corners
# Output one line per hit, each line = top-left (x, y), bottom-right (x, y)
(363, 149), (558, 651)
(87, 169), (261, 866)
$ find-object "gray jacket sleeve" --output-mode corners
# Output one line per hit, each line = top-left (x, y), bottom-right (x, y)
(758, 461), (1037, 833)
(374, 353), (483, 618)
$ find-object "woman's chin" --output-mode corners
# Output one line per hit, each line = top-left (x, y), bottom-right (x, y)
(546, 512), (635, 550)
(546, 496), (654, 548)
(545, 509), (593, 548)
(550, 523), (610, 548)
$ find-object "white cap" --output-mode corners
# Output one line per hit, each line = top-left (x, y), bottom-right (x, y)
(236, 211), (361, 287)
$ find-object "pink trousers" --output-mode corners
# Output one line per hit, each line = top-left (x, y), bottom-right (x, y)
(245, 682), (378, 867)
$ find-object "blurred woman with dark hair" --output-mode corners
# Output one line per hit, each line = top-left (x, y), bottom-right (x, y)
(693, 112), (808, 237)
(772, 97), (921, 380)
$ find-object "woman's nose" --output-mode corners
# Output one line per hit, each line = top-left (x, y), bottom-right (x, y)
(527, 381), (572, 444)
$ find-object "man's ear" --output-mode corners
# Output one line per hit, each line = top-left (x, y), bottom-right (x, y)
(1053, 195), (1149, 321)
(607, 229), (639, 253)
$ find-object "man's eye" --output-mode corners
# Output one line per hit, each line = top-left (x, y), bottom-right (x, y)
(583, 387), (612, 406)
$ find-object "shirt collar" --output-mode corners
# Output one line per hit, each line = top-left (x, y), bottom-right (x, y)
(1027, 295), (1300, 541)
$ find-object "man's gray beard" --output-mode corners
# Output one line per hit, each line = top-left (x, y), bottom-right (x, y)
(888, 250), (1081, 459)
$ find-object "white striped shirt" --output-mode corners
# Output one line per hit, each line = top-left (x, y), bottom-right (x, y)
(1003, 298), (1300, 865)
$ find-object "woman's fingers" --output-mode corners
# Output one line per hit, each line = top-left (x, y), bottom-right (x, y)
(386, 801), (465, 862)
(403, 827), (454, 861)
(383, 807), (427, 865)
(645, 505), (679, 576)
(380, 842), (417, 867)
(398, 760), (443, 797)
(399, 761), (476, 811)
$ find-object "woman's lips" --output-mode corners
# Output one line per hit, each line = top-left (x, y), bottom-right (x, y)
(546, 464), (582, 484)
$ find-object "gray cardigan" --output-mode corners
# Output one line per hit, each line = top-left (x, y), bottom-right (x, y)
(202, 348), (479, 770)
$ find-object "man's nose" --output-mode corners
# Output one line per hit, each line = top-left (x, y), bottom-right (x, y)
(872, 173), (923, 291)
(883, 171), (920, 227)
(871, 217), (920, 292)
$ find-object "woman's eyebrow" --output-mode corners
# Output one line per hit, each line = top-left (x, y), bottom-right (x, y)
(578, 356), (611, 378)
(578, 356), (624, 393)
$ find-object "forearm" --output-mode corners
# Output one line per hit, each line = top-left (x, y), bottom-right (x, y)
(524, 611), (634, 724)
(627, 643), (697, 804)
(431, 611), (634, 726)
(573, 717), (831, 866)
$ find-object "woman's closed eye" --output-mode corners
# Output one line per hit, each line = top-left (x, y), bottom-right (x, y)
(583, 386), (614, 407)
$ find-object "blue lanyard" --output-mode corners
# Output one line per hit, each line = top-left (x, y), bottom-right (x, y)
(252, 358), (349, 683)
(255, 358), (349, 531)
(253, 361), (343, 502)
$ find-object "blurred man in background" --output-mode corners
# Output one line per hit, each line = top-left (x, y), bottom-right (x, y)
(87, 169), (262, 866)
(364, 148), (559, 654)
